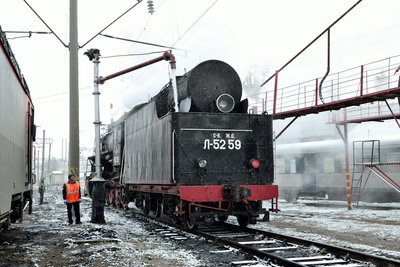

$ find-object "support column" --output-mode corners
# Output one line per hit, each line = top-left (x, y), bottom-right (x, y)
(68, 0), (80, 179)
(344, 122), (352, 210)
(86, 49), (106, 224)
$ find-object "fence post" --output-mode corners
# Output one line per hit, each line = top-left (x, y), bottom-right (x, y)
(315, 78), (318, 106)
(360, 65), (364, 96)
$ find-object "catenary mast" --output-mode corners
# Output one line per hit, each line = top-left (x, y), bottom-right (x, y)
(68, 0), (80, 179)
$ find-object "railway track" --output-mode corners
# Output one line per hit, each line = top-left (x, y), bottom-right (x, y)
(196, 223), (400, 266)
(131, 210), (400, 266)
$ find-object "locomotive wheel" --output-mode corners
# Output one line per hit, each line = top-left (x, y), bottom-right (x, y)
(186, 219), (199, 230)
(170, 214), (181, 225)
(153, 200), (162, 218)
(143, 198), (150, 215)
(237, 215), (249, 228)
(185, 217), (198, 230)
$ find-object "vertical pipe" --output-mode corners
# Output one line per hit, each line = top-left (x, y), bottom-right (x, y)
(265, 92), (268, 113)
(170, 67), (179, 112)
(69, 0), (80, 179)
(273, 71), (278, 115)
(93, 57), (101, 179)
(167, 53), (179, 112)
(91, 51), (106, 224)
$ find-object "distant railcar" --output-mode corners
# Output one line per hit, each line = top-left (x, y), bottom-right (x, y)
(275, 138), (400, 202)
(0, 26), (36, 231)
(88, 59), (278, 228)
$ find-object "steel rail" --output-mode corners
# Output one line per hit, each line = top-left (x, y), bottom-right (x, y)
(224, 223), (400, 267)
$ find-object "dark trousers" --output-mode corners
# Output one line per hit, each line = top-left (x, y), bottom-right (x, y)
(39, 193), (44, 205)
(67, 202), (81, 224)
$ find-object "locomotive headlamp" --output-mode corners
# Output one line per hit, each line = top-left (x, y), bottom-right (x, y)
(249, 159), (260, 169)
(216, 93), (235, 113)
(198, 159), (207, 168)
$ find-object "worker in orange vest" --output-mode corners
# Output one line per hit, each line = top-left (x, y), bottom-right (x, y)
(62, 174), (82, 224)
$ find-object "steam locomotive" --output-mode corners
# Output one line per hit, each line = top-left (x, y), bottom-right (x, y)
(0, 26), (35, 231)
(88, 59), (278, 228)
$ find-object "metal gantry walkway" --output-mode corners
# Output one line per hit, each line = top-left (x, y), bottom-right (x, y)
(249, 55), (400, 122)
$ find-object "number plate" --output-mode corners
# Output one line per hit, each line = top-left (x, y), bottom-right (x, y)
(203, 132), (241, 150)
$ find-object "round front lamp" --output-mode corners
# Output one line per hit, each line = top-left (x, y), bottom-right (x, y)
(198, 159), (207, 168)
(216, 94), (235, 113)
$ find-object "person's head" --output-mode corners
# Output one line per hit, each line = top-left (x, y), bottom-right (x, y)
(68, 174), (75, 181)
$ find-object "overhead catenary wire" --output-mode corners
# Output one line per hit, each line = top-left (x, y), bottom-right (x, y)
(35, 91), (93, 105)
(80, 0), (143, 48)
(23, 0), (68, 47)
(33, 85), (92, 100)
(171, 0), (219, 47)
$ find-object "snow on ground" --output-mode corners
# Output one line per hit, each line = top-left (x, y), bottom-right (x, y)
(0, 185), (206, 267)
(2, 185), (400, 266)
(250, 199), (400, 260)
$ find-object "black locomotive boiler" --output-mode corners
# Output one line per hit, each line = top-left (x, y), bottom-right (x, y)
(89, 59), (278, 228)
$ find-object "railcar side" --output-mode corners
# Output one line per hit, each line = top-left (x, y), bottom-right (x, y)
(0, 27), (35, 231)
(276, 139), (400, 202)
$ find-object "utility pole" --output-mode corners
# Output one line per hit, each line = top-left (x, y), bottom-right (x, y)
(41, 130), (45, 179)
(48, 143), (52, 171)
(68, 0), (80, 180)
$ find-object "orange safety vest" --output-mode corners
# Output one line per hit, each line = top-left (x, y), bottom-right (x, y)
(65, 181), (80, 203)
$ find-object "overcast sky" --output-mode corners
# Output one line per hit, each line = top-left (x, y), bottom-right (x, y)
(1, 0), (399, 159)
